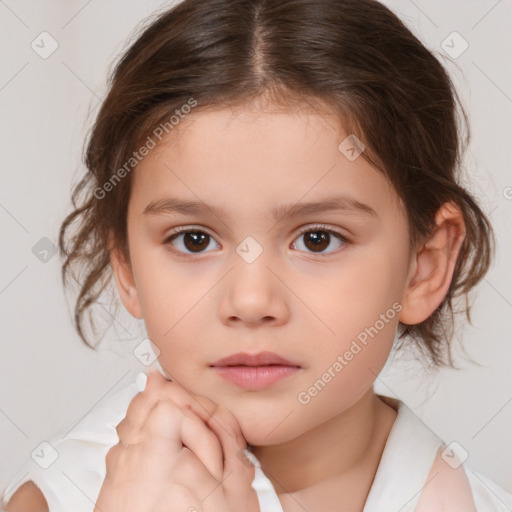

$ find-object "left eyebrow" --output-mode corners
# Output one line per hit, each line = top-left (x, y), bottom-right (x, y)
(142, 195), (379, 222)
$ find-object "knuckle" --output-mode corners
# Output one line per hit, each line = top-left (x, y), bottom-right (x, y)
(124, 391), (151, 423)
(153, 398), (179, 416)
(181, 409), (219, 444)
(180, 405), (203, 423)
(146, 399), (180, 432)
(147, 369), (171, 391)
(194, 394), (219, 417)
(115, 417), (127, 437)
(162, 380), (191, 401)
(208, 404), (245, 444)
(126, 391), (146, 412)
(159, 378), (202, 402)
(105, 443), (120, 467)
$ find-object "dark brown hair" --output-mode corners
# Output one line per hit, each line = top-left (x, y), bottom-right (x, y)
(58, 0), (495, 367)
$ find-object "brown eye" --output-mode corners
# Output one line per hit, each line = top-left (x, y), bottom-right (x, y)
(165, 229), (219, 255)
(292, 226), (348, 255)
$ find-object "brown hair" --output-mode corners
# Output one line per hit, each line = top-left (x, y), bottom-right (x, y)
(58, 0), (495, 367)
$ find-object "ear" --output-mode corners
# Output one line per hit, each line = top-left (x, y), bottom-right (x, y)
(399, 202), (466, 325)
(109, 237), (143, 319)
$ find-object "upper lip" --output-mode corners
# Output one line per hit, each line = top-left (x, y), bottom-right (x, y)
(210, 351), (301, 367)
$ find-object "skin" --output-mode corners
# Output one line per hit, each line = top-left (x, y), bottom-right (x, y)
(4, 481), (49, 512)
(106, 98), (467, 510)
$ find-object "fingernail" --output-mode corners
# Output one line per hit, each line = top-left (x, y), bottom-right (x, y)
(135, 372), (148, 392)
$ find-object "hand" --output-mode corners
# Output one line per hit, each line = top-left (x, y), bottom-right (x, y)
(93, 369), (260, 512)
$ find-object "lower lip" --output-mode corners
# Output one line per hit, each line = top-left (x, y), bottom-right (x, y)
(212, 365), (300, 390)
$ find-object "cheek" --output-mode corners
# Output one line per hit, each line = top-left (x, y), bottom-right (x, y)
(291, 245), (405, 405)
(133, 240), (208, 317)
(309, 314), (396, 398)
(284, 323), (395, 442)
(293, 248), (404, 343)
(130, 247), (210, 360)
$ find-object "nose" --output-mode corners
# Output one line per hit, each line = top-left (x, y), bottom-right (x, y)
(218, 256), (290, 328)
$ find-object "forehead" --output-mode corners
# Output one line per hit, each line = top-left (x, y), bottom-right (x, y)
(129, 105), (402, 221)
(151, 102), (345, 159)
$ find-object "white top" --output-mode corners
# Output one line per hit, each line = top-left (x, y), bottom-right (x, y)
(2, 371), (511, 511)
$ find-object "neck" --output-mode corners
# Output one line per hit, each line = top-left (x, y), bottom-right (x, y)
(250, 389), (397, 495)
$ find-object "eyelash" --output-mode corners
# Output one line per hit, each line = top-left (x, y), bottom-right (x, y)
(163, 224), (351, 258)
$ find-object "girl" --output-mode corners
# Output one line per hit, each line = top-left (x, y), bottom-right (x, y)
(2, 0), (511, 510)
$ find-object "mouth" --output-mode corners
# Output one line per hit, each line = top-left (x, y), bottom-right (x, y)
(210, 351), (301, 390)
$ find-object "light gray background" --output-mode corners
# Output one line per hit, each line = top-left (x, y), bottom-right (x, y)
(1, 0), (511, 497)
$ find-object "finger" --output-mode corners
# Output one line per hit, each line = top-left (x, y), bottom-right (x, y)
(119, 371), (223, 463)
(205, 405), (255, 481)
(149, 372), (249, 468)
(151, 369), (219, 424)
(116, 370), (165, 442)
(172, 446), (223, 497)
(143, 399), (224, 482)
(170, 448), (245, 512)
(205, 406), (259, 510)
(179, 407), (224, 482)
(121, 370), (227, 480)
(144, 368), (219, 424)
(118, 369), (195, 440)
(147, 375), (247, 472)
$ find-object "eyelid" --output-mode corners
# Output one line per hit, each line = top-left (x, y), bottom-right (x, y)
(163, 224), (215, 241)
(163, 223), (350, 242)
(295, 223), (350, 241)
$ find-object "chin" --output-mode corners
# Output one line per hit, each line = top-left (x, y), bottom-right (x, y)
(236, 412), (299, 447)
(241, 427), (282, 446)
(206, 389), (307, 445)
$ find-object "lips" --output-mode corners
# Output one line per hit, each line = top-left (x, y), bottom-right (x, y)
(210, 351), (301, 390)
(210, 351), (301, 368)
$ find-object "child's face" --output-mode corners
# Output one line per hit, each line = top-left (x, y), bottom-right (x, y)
(117, 103), (415, 445)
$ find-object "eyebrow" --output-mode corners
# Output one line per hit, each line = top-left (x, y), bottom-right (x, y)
(143, 195), (378, 222)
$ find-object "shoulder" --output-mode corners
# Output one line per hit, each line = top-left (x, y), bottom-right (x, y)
(416, 446), (477, 512)
(367, 397), (512, 512)
(3, 481), (48, 512)
(415, 446), (512, 512)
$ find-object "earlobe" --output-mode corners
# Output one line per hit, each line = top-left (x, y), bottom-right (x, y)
(399, 202), (465, 325)
(110, 243), (143, 320)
